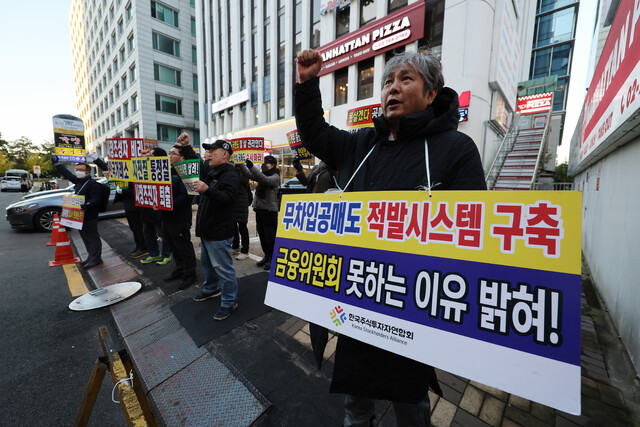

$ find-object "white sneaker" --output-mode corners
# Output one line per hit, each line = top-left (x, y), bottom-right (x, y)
(235, 253), (249, 260)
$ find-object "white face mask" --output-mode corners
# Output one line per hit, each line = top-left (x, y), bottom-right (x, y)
(75, 171), (88, 179)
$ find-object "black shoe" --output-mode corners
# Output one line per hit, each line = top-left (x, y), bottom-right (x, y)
(263, 261), (271, 271)
(213, 303), (238, 320)
(131, 249), (149, 259)
(128, 247), (139, 256)
(193, 290), (221, 302)
(84, 260), (104, 269)
(178, 276), (196, 290)
(256, 256), (269, 267)
(163, 270), (183, 282)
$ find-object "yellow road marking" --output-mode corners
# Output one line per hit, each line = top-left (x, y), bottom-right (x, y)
(63, 263), (89, 296)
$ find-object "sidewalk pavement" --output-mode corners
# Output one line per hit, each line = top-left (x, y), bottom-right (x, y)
(68, 212), (640, 426)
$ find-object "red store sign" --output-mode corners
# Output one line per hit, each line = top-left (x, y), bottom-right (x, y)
(516, 92), (553, 115)
(316, 0), (426, 77)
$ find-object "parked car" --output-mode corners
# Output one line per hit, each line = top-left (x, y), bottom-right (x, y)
(5, 178), (125, 231)
(277, 177), (308, 204)
(20, 184), (75, 201)
(1, 176), (22, 192)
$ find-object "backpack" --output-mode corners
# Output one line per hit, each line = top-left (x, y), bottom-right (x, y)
(95, 181), (111, 212)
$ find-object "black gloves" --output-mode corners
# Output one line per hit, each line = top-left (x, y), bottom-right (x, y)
(51, 155), (60, 165)
(245, 159), (254, 170)
(292, 158), (303, 172)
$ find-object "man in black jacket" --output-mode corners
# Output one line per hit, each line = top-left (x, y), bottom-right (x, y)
(295, 49), (486, 425)
(162, 145), (197, 290)
(52, 158), (104, 269)
(191, 140), (240, 321)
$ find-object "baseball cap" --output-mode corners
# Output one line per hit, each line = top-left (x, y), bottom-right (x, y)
(202, 139), (233, 155)
(264, 155), (277, 165)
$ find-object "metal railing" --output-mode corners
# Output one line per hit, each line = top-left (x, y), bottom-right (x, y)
(528, 118), (552, 190)
(531, 182), (574, 191)
(485, 117), (520, 190)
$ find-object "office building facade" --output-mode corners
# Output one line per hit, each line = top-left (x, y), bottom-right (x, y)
(195, 0), (538, 178)
(70, 0), (200, 152)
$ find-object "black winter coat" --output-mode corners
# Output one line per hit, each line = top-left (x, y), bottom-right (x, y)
(54, 164), (102, 221)
(234, 165), (250, 223)
(294, 77), (486, 403)
(195, 162), (238, 240)
(159, 168), (194, 224)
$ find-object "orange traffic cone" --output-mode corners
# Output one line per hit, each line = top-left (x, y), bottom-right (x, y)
(46, 214), (61, 246)
(49, 227), (81, 267)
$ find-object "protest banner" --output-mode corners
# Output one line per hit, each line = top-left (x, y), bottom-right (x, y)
(52, 114), (86, 163)
(265, 190), (582, 414)
(286, 129), (312, 160)
(230, 137), (265, 164)
(60, 194), (85, 230)
(173, 158), (200, 195)
(346, 104), (383, 132)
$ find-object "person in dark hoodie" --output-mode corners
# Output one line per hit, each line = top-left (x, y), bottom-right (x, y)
(162, 145), (197, 290)
(295, 49), (486, 426)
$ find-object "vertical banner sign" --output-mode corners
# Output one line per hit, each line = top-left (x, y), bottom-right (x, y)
(52, 114), (86, 163)
(265, 190), (583, 414)
(287, 130), (313, 159)
(231, 137), (265, 164)
(579, 0), (640, 164)
(173, 159), (201, 195)
(346, 104), (382, 132)
(61, 194), (85, 230)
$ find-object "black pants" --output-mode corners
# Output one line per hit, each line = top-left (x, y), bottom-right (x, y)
(125, 207), (145, 250)
(255, 210), (278, 260)
(80, 218), (102, 263)
(162, 222), (196, 277)
(232, 222), (249, 254)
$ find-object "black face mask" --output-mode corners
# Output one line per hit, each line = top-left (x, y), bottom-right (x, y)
(261, 164), (269, 172)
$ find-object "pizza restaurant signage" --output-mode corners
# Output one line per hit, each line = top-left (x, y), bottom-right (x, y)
(317, 0), (426, 77)
(516, 92), (553, 115)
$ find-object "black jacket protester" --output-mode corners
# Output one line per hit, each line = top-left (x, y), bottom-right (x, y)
(160, 167), (194, 224)
(54, 163), (102, 221)
(195, 162), (238, 241)
(294, 77), (486, 403)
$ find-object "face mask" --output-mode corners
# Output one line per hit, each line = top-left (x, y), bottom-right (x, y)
(261, 164), (269, 172)
(75, 171), (87, 179)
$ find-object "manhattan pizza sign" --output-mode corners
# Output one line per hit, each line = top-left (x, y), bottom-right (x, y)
(516, 92), (553, 115)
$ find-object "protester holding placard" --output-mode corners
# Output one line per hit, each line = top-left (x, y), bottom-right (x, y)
(191, 140), (240, 321)
(295, 49), (485, 425)
(241, 155), (280, 271)
(161, 146), (197, 290)
(51, 158), (104, 269)
(232, 165), (251, 260)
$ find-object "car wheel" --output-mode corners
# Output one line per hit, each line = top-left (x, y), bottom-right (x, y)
(34, 208), (62, 232)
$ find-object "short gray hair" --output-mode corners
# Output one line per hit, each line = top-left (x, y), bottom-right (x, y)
(381, 50), (444, 94)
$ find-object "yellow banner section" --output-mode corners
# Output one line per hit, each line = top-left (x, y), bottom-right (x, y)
(278, 191), (581, 275)
(53, 128), (85, 136)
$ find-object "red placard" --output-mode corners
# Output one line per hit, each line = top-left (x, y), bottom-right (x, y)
(133, 182), (173, 211)
(346, 104), (383, 129)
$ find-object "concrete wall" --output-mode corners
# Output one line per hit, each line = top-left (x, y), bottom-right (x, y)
(573, 138), (640, 374)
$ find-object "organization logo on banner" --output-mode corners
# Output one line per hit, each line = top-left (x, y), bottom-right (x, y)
(330, 305), (347, 326)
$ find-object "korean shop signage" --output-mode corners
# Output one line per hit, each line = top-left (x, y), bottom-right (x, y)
(316, 0), (425, 77)
(516, 92), (553, 115)
(265, 190), (582, 415)
(579, 0), (640, 164)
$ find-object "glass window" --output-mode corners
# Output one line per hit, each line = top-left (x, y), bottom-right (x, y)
(419, 0), (444, 55)
(388, 0), (407, 12)
(153, 32), (180, 57)
(194, 102), (199, 119)
(311, 0), (321, 48)
(550, 43), (571, 75)
(117, 17), (123, 35)
(132, 94), (138, 111)
(537, 0), (575, 14)
(124, 102), (129, 117)
(115, 82), (120, 97)
(191, 17), (196, 35)
(126, 3), (132, 21)
(155, 94), (183, 114)
(129, 64), (137, 82)
(192, 46), (197, 64)
(334, 68), (348, 106)
(553, 77), (568, 111)
(157, 124), (181, 141)
(360, 0), (376, 26)
(336, 4), (350, 37)
(122, 74), (127, 90)
(120, 46), (125, 62)
(117, 108), (122, 123)
(358, 59), (375, 100)
(127, 33), (135, 52)
(534, 6), (575, 48)
(193, 74), (198, 91)
(531, 47), (551, 78)
(151, 1), (179, 27)
(154, 63), (181, 86)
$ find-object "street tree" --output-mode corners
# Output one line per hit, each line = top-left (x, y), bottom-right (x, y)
(6, 136), (37, 169)
(0, 151), (14, 175)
